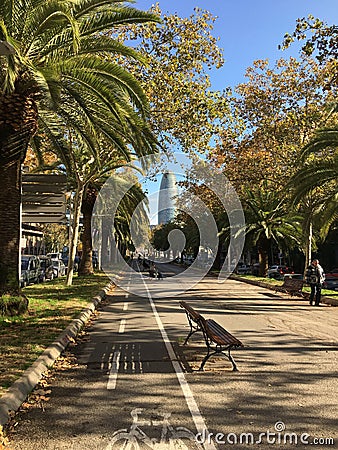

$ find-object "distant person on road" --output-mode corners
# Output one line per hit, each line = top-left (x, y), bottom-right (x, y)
(157, 270), (163, 280)
(149, 262), (157, 278)
(306, 259), (325, 306)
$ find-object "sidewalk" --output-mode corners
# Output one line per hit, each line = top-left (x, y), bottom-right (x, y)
(0, 282), (112, 426)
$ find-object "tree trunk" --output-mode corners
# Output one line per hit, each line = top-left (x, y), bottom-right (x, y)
(101, 219), (111, 268)
(257, 237), (270, 277)
(0, 160), (22, 294)
(0, 94), (38, 294)
(66, 184), (84, 286)
(78, 185), (98, 276)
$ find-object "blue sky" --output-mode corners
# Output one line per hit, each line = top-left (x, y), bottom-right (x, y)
(134, 0), (338, 90)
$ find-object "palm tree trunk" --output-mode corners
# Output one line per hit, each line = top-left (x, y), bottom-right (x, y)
(66, 184), (84, 286)
(0, 94), (38, 294)
(78, 185), (97, 276)
(78, 208), (94, 276)
(257, 237), (270, 277)
(0, 160), (21, 294)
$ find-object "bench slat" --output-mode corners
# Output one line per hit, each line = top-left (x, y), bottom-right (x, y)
(205, 319), (243, 347)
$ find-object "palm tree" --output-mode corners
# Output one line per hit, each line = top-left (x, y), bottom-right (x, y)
(78, 172), (149, 277)
(0, 0), (159, 294)
(287, 121), (338, 266)
(290, 126), (338, 201)
(237, 184), (302, 276)
(92, 173), (149, 269)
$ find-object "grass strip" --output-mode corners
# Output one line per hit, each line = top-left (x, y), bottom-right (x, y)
(0, 273), (110, 397)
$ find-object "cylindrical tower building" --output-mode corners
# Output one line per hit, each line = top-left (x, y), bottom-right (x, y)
(158, 171), (177, 224)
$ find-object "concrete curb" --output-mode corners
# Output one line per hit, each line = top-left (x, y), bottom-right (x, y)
(0, 282), (113, 426)
(229, 274), (338, 306)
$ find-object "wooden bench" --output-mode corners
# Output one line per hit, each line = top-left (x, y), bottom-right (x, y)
(180, 301), (244, 371)
(275, 278), (304, 297)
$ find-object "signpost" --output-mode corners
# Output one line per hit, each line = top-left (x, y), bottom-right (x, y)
(22, 174), (67, 223)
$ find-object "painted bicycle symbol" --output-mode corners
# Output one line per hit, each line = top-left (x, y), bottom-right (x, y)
(106, 408), (203, 449)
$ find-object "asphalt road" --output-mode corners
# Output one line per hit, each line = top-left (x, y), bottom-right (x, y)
(9, 264), (338, 449)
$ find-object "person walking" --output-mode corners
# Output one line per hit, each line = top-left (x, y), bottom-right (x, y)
(306, 259), (325, 306)
(149, 262), (157, 278)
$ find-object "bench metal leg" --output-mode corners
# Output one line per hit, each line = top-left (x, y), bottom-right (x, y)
(199, 346), (239, 371)
(228, 349), (238, 371)
(183, 328), (199, 345)
(199, 349), (212, 371)
(183, 313), (200, 345)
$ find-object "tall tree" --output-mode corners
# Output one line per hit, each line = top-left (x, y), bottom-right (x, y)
(115, 4), (230, 156)
(228, 183), (303, 276)
(0, 0), (159, 294)
(78, 167), (151, 276)
(214, 57), (332, 193)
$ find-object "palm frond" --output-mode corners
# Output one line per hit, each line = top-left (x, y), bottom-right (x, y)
(300, 126), (338, 160)
(21, 1), (80, 56)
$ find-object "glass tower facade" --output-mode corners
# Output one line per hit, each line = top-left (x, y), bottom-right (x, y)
(158, 171), (177, 224)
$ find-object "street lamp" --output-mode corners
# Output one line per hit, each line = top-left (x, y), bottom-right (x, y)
(0, 40), (15, 55)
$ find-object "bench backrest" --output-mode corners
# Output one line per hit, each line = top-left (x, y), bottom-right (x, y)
(179, 301), (202, 323)
(200, 317), (243, 348)
(282, 278), (303, 290)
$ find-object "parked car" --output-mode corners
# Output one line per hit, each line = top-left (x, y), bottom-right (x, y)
(38, 256), (54, 282)
(61, 255), (80, 271)
(47, 252), (62, 260)
(92, 251), (98, 269)
(236, 263), (252, 275)
(52, 259), (66, 277)
(323, 277), (338, 291)
(20, 255), (40, 287)
(267, 265), (294, 279)
(251, 263), (260, 276)
(326, 268), (338, 278)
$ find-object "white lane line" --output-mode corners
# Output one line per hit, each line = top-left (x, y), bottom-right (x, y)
(119, 318), (126, 333)
(101, 350), (106, 371)
(107, 318), (127, 390)
(107, 351), (121, 390)
(141, 280), (217, 450)
(123, 302), (129, 311)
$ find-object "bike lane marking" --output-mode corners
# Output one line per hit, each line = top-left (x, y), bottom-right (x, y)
(107, 270), (133, 389)
(107, 317), (127, 390)
(141, 276), (217, 450)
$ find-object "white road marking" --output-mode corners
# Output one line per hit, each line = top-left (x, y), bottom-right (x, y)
(107, 351), (121, 390)
(107, 318), (126, 390)
(119, 318), (126, 333)
(123, 302), (129, 311)
(140, 278), (217, 450)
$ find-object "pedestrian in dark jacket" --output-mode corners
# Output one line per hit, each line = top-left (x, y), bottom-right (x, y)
(306, 259), (325, 306)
